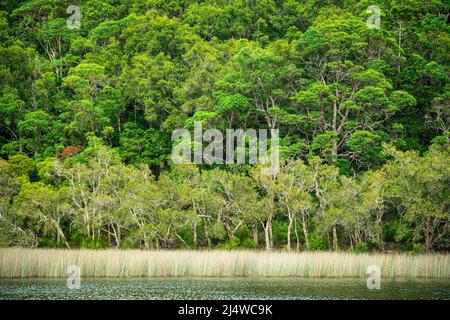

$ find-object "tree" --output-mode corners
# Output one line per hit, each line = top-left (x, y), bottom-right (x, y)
(0, 0), (448, 252)
(214, 45), (301, 130)
(13, 181), (72, 248)
(54, 136), (123, 246)
(279, 160), (315, 251)
(308, 156), (340, 250)
(292, 8), (416, 170)
(251, 165), (277, 251)
(255, 160), (315, 251)
(204, 169), (258, 240)
(384, 143), (450, 252)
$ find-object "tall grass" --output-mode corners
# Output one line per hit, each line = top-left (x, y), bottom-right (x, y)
(0, 248), (448, 278)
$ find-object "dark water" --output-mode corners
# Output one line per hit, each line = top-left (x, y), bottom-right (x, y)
(0, 277), (449, 300)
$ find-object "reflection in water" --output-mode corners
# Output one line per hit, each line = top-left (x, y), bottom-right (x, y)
(0, 277), (449, 300)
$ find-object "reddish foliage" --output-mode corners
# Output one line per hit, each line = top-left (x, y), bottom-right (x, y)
(60, 146), (83, 160)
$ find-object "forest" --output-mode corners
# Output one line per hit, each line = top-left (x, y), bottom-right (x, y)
(0, 0), (448, 253)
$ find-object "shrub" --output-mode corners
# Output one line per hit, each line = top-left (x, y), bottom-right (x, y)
(354, 242), (369, 253)
(217, 236), (241, 250)
(271, 220), (288, 246)
(308, 233), (327, 251)
(241, 239), (256, 249)
(410, 243), (425, 255)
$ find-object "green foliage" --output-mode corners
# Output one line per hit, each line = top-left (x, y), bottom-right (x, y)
(410, 243), (426, 255)
(7, 155), (35, 178)
(354, 242), (369, 253)
(241, 239), (257, 249)
(308, 233), (328, 251)
(217, 236), (241, 250)
(0, 0), (448, 252)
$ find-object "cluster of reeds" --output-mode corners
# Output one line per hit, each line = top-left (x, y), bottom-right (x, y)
(0, 248), (448, 278)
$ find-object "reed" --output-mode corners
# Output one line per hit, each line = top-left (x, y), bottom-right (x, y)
(0, 248), (448, 278)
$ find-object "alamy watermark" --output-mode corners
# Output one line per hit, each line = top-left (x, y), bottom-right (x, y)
(171, 122), (280, 175)
(366, 265), (381, 290)
(67, 5), (81, 30)
(366, 5), (381, 30)
(67, 265), (81, 289)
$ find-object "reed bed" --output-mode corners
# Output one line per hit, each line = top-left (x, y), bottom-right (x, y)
(0, 248), (448, 278)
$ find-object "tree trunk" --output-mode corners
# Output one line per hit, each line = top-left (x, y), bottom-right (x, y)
(264, 223), (270, 251)
(287, 212), (293, 252)
(332, 225), (338, 251)
(294, 218), (300, 252)
(204, 220), (212, 248)
(331, 89), (339, 164)
(301, 212), (309, 250)
(397, 22), (402, 73)
(267, 214), (273, 250)
(111, 224), (120, 249)
(193, 221), (197, 248)
(224, 219), (234, 239)
(86, 214), (90, 240)
(252, 224), (259, 247)
(143, 233), (149, 249)
(57, 227), (70, 249)
(375, 214), (384, 251)
(424, 222), (432, 252)
(117, 225), (121, 249)
(262, 215), (273, 252)
(268, 213), (273, 249)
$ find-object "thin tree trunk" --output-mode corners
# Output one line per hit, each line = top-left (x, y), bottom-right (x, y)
(224, 220), (233, 239)
(262, 219), (272, 251)
(268, 213), (273, 249)
(294, 218), (300, 252)
(397, 22), (402, 73)
(143, 233), (149, 249)
(375, 214), (384, 251)
(287, 211), (293, 252)
(332, 225), (338, 251)
(252, 224), (259, 247)
(57, 227), (70, 249)
(111, 223), (120, 249)
(331, 89), (339, 164)
(264, 223), (270, 251)
(301, 212), (309, 250)
(117, 225), (121, 249)
(193, 221), (197, 248)
(204, 221), (212, 248)
(424, 221), (432, 252)
(267, 213), (273, 250)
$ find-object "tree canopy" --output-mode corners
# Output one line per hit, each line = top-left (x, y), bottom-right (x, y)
(0, 0), (448, 252)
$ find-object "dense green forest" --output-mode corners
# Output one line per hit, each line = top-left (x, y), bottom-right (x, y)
(0, 0), (448, 252)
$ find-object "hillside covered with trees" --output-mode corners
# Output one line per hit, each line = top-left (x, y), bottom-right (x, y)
(0, 0), (448, 252)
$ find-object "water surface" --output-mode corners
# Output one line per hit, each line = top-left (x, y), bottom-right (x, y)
(0, 277), (449, 300)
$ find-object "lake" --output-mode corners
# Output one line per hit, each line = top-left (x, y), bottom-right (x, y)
(1, 277), (449, 300)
